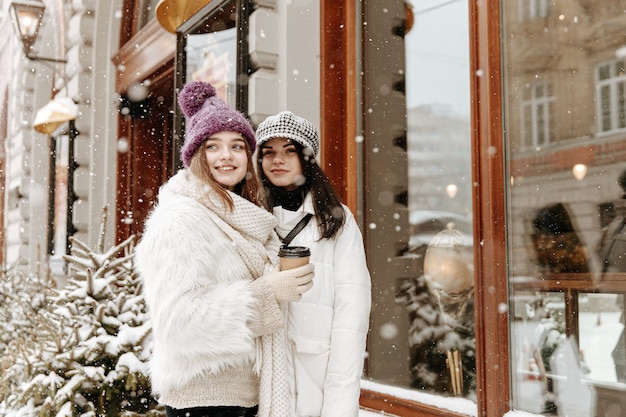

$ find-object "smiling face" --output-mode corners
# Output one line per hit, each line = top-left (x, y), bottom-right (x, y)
(203, 131), (249, 190)
(259, 138), (305, 190)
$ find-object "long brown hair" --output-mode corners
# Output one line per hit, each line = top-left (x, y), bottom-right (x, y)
(189, 139), (267, 210)
(258, 141), (345, 239)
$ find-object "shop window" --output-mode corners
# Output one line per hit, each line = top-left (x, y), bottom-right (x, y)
(173, 0), (250, 165)
(183, 9), (237, 107)
(596, 60), (626, 134)
(402, 0), (474, 400)
(176, 0), (248, 106)
(363, 0), (476, 409)
(521, 82), (555, 149)
(504, 2), (626, 416)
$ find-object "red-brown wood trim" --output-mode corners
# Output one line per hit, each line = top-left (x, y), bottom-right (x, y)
(112, 18), (176, 94)
(116, 118), (132, 243)
(469, 0), (509, 417)
(115, 70), (175, 245)
(119, 0), (140, 45)
(360, 390), (471, 417)
(344, 0), (358, 213)
(320, 1), (352, 208)
(563, 289), (579, 341)
(512, 272), (626, 292)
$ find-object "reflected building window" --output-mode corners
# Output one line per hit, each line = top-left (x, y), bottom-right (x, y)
(505, 2), (626, 415)
(597, 59), (626, 133)
(138, 0), (161, 29)
(521, 82), (555, 149)
(519, 0), (551, 20)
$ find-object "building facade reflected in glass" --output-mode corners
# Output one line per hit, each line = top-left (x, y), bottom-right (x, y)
(504, 1), (626, 415)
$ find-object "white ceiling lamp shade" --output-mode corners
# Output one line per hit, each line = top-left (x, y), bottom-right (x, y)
(33, 97), (78, 134)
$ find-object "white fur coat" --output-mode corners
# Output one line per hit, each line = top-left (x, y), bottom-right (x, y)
(135, 170), (283, 407)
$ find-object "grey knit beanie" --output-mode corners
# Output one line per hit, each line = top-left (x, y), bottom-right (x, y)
(256, 111), (320, 157)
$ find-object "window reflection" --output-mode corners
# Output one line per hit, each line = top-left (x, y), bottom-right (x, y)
(138, 0), (161, 29)
(597, 59), (626, 133)
(399, 0), (474, 399)
(579, 293), (624, 383)
(184, 1), (237, 107)
(504, 1), (626, 415)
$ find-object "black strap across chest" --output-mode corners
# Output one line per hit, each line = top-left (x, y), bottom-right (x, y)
(280, 213), (313, 246)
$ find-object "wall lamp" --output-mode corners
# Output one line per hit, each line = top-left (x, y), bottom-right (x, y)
(10, 0), (67, 63)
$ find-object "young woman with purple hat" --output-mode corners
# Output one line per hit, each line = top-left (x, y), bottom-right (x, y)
(256, 111), (372, 417)
(135, 82), (314, 417)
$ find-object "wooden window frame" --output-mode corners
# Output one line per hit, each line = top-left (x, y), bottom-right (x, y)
(319, 1), (508, 416)
(113, 1), (176, 244)
(320, 1), (359, 212)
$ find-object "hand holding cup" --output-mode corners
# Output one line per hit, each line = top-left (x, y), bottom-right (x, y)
(265, 261), (314, 302)
(278, 246), (311, 270)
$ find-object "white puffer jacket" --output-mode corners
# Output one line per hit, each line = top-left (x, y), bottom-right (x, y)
(273, 194), (372, 417)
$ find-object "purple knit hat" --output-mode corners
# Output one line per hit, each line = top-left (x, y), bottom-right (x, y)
(177, 81), (256, 167)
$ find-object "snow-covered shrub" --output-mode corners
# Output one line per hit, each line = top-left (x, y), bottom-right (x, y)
(0, 268), (58, 406)
(0, 224), (163, 417)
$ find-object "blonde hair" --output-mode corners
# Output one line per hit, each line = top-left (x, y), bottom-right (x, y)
(188, 139), (267, 210)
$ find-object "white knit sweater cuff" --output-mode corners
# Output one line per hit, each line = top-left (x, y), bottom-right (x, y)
(248, 279), (284, 336)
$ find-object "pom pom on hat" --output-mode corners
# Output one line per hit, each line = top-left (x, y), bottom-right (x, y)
(178, 81), (216, 118)
(177, 80), (256, 167)
(256, 111), (320, 157)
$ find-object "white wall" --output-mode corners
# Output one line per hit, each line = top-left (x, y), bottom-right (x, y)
(248, 0), (320, 129)
(68, 0), (121, 252)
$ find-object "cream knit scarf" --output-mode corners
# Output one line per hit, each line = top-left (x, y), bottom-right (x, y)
(172, 170), (291, 417)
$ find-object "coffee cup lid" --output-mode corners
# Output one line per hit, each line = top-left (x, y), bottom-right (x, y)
(279, 246), (311, 258)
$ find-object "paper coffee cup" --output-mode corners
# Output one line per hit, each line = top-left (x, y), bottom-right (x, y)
(279, 246), (311, 270)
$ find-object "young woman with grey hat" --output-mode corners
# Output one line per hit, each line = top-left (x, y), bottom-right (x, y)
(256, 111), (372, 417)
(135, 82), (314, 417)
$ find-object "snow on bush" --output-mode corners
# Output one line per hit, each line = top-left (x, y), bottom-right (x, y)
(0, 230), (162, 417)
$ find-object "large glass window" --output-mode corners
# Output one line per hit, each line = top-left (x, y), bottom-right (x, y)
(185, 18), (237, 107)
(178, 0), (242, 106)
(138, 0), (161, 29)
(174, 0), (248, 167)
(504, 2), (626, 416)
(369, 0), (475, 402)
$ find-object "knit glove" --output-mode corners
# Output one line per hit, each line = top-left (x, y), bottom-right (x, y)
(263, 263), (315, 302)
